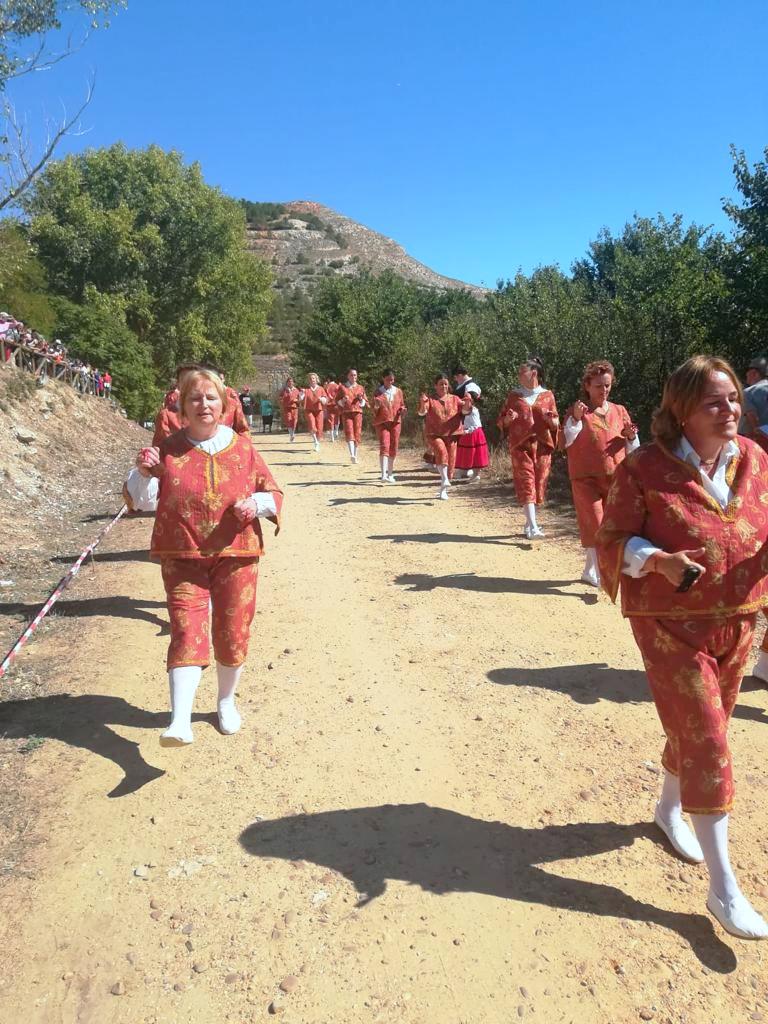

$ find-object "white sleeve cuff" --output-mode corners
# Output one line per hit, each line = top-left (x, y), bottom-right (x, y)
(622, 536), (661, 577)
(250, 492), (277, 518)
(125, 467), (160, 511)
(563, 417), (582, 447)
(626, 434), (640, 452)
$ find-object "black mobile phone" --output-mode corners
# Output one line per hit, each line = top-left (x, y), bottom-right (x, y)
(676, 565), (702, 593)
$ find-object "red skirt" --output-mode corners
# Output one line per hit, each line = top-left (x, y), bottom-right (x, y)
(455, 428), (489, 470)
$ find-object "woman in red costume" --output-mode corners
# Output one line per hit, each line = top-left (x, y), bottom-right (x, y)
(154, 363), (249, 444)
(336, 368), (369, 464)
(279, 376), (301, 442)
(597, 355), (768, 940)
(373, 368), (406, 483)
(417, 373), (472, 500)
(323, 377), (340, 442)
(563, 360), (638, 586)
(300, 373), (328, 453)
(497, 357), (560, 539)
(125, 369), (283, 747)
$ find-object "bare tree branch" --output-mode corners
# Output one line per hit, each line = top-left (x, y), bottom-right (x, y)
(0, 76), (95, 211)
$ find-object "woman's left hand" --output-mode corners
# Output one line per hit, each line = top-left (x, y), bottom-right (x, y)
(622, 423), (638, 441)
(232, 498), (258, 524)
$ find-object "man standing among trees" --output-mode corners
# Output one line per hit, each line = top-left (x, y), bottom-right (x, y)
(742, 357), (768, 432)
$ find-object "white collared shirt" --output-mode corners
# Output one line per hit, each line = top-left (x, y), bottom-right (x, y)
(622, 436), (740, 576)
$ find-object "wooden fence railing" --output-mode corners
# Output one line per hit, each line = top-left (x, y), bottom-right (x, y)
(1, 337), (110, 397)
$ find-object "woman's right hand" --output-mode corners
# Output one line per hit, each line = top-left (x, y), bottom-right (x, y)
(648, 548), (706, 588)
(137, 446), (160, 478)
(572, 400), (588, 421)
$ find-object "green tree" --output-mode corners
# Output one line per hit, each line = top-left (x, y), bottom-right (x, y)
(0, 220), (56, 332)
(723, 145), (768, 349)
(24, 143), (273, 382)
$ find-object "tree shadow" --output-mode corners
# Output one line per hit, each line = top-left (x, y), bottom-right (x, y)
(239, 803), (735, 972)
(370, 531), (531, 550)
(50, 549), (151, 564)
(394, 572), (598, 603)
(0, 596), (168, 634)
(0, 694), (200, 798)
(487, 662), (768, 724)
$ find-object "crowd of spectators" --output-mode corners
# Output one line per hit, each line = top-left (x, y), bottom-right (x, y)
(0, 310), (112, 397)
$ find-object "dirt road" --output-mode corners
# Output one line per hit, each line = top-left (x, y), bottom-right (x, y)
(2, 434), (768, 1024)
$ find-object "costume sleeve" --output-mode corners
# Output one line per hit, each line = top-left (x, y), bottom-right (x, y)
(123, 467), (160, 512)
(563, 416), (582, 447)
(595, 457), (648, 601)
(250, 448), (284, 531)
(152, 410), (167, 447)
(502, 396), (535, 448)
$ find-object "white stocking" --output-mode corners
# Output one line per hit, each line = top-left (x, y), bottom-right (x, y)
(692, 812), (768, 937)
(524, 502), (537, 530)
(380, 455), (389, 479)
(347, 440), (355, 458)
(216, 663), (243, 735)
(162, 666), (201, 745)
(439, 465), (449, 489)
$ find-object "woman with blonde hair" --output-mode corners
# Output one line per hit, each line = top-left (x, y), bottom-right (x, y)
(596, 354), (768, 939)
(300, 372), (328, 452)
(125, 368), (283, 746)
(563, 359), (638, 585)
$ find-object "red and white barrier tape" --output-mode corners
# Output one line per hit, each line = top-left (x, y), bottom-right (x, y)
(0, 503), (129, 680)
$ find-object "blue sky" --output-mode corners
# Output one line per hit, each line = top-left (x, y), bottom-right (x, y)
(7, 0), (768, 286)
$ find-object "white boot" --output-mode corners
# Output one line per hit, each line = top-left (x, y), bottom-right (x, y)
(581, 547), (600, 587)
(692, 812), (768, 939)
(523, 502), (544, 539)
(216, 663), (243, 735)
(161, 666), (202, 746)
(438, 464), (449, 499)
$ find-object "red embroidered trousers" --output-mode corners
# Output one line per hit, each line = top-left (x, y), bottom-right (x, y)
(430, 437), (458, 478)
(161, 556), (259, 670)
(629, 614), (756, 814)
(342, 411), (363, 443)
(305, 410), (324, 435)
(376, 422), (401, 460)
(570, 473), (613, 547)
(510, 439), (552, 505)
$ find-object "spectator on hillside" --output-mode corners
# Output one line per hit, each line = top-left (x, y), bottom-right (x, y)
(741, 356), (768, 432)
(103, 370), (112, 397)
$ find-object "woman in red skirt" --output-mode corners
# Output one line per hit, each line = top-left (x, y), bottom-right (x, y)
(452, 365), (489, 480)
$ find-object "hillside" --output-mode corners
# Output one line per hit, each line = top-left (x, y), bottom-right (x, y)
(244, 200), (487, 297)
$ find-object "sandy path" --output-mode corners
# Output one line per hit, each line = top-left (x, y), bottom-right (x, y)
(1, 434), (768, 1024)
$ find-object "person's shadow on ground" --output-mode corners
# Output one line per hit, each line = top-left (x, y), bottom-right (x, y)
(487, 662), (768, 723)
(0, 694), (201, 798)
(0, 596), (169, 634)
(395, 572), (598, 604)
(239, 802), (736, 972)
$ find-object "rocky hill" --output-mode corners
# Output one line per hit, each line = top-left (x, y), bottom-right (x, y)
(244, 200), (487, 297)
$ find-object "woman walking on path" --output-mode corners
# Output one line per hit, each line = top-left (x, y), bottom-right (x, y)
(596, 355), (768, 940)
(452, 365), (489, 481)
(497, 357), (560, 539)
(323, 378), (340, 441)
(279, 377), (301, 442)
(373, 368), (406, 483)
(337, 368), (369, 464)
(300, 373), (328, 452)
(418, 373), (472, 500)
(124, 368), (283, 747)
(564, 360), (638, 586)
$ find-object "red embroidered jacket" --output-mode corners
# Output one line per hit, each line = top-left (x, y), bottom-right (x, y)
(498, 389), (559, 450)
(149, 432), (283, 560)
(596, 437), (768, 618)
(565, 402), (633, 479)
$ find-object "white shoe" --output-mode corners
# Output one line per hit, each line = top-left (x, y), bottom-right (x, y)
(351, 455), (357, 464)
(386, 474), (397, 483)
(160, 726), (193, 747)
(465, 469), (476, 480)
(654, 806), (704, 863)
(581, 569), (600, 587)
(524, 524), (545, 539)
(707, 890), (768, 939)
(217, 702), (242, 736)
(438, 487), (449, 500)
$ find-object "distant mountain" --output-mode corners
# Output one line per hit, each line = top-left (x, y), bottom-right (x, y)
(243, 200), (487, 297)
